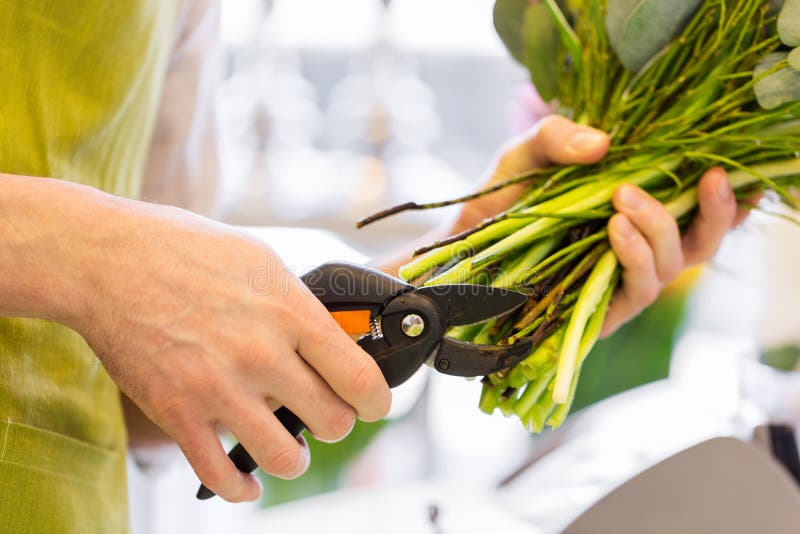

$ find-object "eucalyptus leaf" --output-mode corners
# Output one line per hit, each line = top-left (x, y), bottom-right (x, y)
(754, 52), (800, 110)
(767, 0), (786, 17)
(493, 0), (530, 65)
(610, 0), (703, 72)
(605, 0), (640, 52)
(524, 1), (560, 101)
(789, 47), (800, 72)
(778, 0), (800, 47)
(544, 0), (583, 73)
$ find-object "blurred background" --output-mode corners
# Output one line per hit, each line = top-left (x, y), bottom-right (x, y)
(127, 1), (800, 533)
(211, 0), (540, 255)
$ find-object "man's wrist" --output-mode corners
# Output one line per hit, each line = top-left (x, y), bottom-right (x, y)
(0, 174), (115, 328)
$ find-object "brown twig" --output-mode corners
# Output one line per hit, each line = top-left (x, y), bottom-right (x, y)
(412, 212), (510, 256)
(514, 243), (608, 330)
(356, 168), (551, 228)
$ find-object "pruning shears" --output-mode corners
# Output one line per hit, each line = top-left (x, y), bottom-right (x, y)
(197, 262), (533, 499)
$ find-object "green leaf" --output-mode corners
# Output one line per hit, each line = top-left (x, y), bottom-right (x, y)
(607, 0), (703, 72)
(605, 0), (640, 53)
(493, 0), (530, 65)
(571, 290), (686, 413)
(779, 0), (800, 47)
(523, 1), (560, 101)
(760, 344), (800, 372)
(754, 52), (800, 110)
(789, 47), (800, 72)
(543, 0), (583, 73)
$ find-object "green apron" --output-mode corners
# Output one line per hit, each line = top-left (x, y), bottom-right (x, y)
(0, 1), (179, 531)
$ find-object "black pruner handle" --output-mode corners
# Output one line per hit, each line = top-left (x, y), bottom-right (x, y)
(196, 407), (306, 500)
(197, 262), (417, 500)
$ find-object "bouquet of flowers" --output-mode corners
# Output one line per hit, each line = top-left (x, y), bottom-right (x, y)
(360, 0), (800, 431)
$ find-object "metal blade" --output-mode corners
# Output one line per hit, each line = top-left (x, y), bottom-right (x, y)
(414, 285), (528, 327)
(427, 336), (534, 377)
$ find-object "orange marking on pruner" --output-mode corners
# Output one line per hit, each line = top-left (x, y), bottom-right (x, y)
(330, 310), (372, 335)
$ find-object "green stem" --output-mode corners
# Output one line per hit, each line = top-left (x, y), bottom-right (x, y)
(513, 367), (557, 419)
(491, 233), (564, 288)
(553, 248), (619, 403)
(664, 158), (800, 219)
(471, 158), (681, 268)
(479, 381), (503, 415)
(547, 270), (618, 428)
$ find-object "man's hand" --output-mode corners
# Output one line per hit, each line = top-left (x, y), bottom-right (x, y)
(86, 202), (391, 502)
(452, 115), (747, 337)
(0, 175), (391, 503)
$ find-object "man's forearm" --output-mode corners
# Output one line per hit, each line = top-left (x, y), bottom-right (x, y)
(0, 174), (106, 326)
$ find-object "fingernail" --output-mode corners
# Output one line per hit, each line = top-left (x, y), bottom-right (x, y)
(618, 185), (645, 211)
(613, 215), (635, 240)
(249, 477), (264, 502)
(296, 445), (311, 477)
(568, 130), (605, 153)
(717, 174), (732, 201)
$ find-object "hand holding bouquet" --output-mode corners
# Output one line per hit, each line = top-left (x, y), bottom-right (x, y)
(361, 0), (800, 431)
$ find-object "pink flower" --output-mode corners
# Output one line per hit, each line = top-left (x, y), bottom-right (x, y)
(510, 83), (555, 135)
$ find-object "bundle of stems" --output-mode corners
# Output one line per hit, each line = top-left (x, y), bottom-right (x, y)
(360, 0), (800, 431)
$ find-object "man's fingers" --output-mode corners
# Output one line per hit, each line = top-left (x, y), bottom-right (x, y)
(733, 192), (763, 227)
(177, 424), (263, 503)
(225, 401), (311, 481)
(535, 115), (610, 166)
(455, 116), (610, 229)
(602, 214), (661, 337)
(295, 294), (391, 423)
(494, 116), (610, 181)
(613, 185), (684, 282)
(263, 347), (356, 443)
(682, 168), (737, 264)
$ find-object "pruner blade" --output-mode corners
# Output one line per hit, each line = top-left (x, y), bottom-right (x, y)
(428, 336), (533, 377)
(414, 285), (528, 327)
(413, 284), (534, 377)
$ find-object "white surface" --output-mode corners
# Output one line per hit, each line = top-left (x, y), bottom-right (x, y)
(426, 371), (533, 484)
(758, 205), (800, 347)
(241, 225), (367, 272)
(252, 481), (539, 534)
(498, 329), (751, 532)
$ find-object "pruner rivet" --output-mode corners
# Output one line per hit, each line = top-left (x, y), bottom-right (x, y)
(401, 314), (425, 337)
(437, 359), (450, 371)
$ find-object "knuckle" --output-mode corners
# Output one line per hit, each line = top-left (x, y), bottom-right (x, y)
(152, 394), (193, 427)
(651, 212), (677, 236)
(276, 308), (305, 343)
(681, 235), (703, 265)
(350, 362), (390, 418)
(190, 372), (222, 397)
(198, 468), (228, 495)
(657, 248), (684, 283)
(640, 281), (661, 305)
(181, 446), (242, 501)
(351, 362), (377, 396)
(628, 246), (653, 271)
(536, 115), (564, 138)
(691, 240), (720, 264)
(237, 344), (279, 375)
(266, 445), (303, 478)
(323, 405), (356, 441)
(662, 262), (683, 283)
